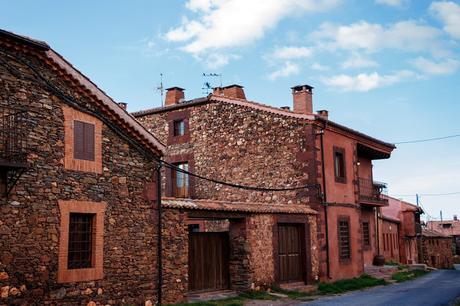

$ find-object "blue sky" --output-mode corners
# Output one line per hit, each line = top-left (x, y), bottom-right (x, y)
(2, 0), (459, 221)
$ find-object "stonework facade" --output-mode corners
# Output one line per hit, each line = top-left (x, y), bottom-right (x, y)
(421, 229), (454, 269)
(0, 31), (164, 305)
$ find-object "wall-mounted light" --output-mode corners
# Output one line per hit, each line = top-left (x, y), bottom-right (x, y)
(356, 161), (361, 166)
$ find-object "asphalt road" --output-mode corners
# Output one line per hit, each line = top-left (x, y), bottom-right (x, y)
(302, 270), (460, 306)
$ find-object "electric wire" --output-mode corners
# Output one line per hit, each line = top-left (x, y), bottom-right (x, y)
(393, 134), (460, 144)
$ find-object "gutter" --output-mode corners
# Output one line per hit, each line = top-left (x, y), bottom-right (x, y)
(317, 126), (331, 279)
(156, 161), (163, 305)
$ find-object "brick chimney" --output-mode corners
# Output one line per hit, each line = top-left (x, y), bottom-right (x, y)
(165, 87), (185, 106)
(213, 84), (246, 99)
(317, 109), (329, 119)
(291, 84), (313, 114)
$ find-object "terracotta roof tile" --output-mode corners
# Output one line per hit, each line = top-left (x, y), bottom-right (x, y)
(422, 228), (452, 238)
(162, 197), (317, 215)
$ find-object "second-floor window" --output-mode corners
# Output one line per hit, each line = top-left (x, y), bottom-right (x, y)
(74, 120), (95, 161)
(173, 119), (186, 136)
(333, 147), (346, 183)
(173, 162), (189, 198)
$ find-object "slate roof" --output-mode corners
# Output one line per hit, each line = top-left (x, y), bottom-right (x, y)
(162, 197), (317, 215)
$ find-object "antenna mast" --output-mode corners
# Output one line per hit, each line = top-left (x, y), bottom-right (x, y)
(156, 73), (164, 107)
(202, 73), (222, 95)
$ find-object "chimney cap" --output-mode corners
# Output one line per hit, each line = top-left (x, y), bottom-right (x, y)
(165, 86), (185, 91)
(291, 84), (314, 91)
(222, 84), (244, 89)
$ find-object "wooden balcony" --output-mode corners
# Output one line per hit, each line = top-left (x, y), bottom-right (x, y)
(0, 106), (29, 197)
(358, 178), (388, 207)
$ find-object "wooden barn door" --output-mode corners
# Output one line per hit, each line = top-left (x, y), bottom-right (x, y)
(278, 224), (304, 283)
(188, 232), (230, 292)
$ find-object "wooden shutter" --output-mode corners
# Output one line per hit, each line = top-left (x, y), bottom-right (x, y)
(74, 120), (85, 160)
(73, 120), (95, 161)
(84, 122), (95, 161)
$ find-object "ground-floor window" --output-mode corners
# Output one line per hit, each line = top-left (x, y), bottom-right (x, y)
(58, 200), (106, 283)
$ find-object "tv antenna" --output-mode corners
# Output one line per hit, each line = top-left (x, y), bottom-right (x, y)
(155, 73), (164, 107)
(202, 73), (222, 95)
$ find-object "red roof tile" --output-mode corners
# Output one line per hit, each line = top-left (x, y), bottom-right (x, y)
(162, 197), (317, 215)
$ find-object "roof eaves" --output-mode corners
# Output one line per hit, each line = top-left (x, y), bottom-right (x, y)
(45, 48), (166, 155)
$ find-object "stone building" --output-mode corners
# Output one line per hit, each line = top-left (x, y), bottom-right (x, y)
(421, 228), (454, 269)
(427, 217), (460, 256)
(133, 82), (395, 297)
(0, 29), (165, 305)
(379, 196), (424, 264)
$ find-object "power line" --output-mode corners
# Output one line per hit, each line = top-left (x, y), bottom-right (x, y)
(391, 191), (460, 197)
(163, 161), (319, 192)
(394, 133), (460, 144)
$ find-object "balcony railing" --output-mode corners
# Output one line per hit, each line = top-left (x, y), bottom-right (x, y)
(0, 106), (28, 166)
(358, 178), (388, 206)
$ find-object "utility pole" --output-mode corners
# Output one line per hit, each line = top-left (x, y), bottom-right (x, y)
(440, 210), (443, 221)
(416, 193), (419, 206)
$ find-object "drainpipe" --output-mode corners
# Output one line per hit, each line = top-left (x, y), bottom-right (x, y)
(318, 127), (331, 279)
(156, 161), (163, 305)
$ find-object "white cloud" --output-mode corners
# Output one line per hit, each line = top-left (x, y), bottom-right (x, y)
(322, 70), (415, 91)
(412, 56), (460, 75)
(268, 62), (300, 80)
(165, 0), (340, 55)
(430, 1), (460, 39)
(342, 54), (378, 69)
(204, 53), (241, 69)
(375, 0), (407, 7)
(311, 63), (330, 71)
(313, 20), (442, 53)
(272, 46), (312, 59)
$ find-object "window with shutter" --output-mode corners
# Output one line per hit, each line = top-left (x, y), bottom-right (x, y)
(333, 147), (346, 183)
(73, 120), (95, 161)
(338, 218), (351, 261)
(172, 162), (189, 198)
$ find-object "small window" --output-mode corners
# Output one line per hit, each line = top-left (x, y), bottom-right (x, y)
(442, 223), (452, 229)
(172, 162), (189, 198)
(362, 222), (370, 247)
(173, 119), (186, 136)
(74, 120), (95, 161)
(333, 148), (346, 182)
(68, 213), (95, 269)
(338, 218), (351, 261)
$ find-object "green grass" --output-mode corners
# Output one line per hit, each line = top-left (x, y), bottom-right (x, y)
(270, 286), (311, 299)
(391, 270), (428, 283)
(317, 274), (387, 295)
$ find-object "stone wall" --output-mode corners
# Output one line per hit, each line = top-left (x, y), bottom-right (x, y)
(137, 102), (319, 206)
(0, 42), (159, 305)
(247, 214), (275, 287)
(422, 237), (454, 269)
(161, 209), (188, 304)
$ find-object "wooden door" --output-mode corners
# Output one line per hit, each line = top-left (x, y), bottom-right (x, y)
(189, 232), (229, 292)
(278, 224), (304, 283)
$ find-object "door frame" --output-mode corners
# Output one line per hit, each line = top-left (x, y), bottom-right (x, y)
(273, 214), (313, 284)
